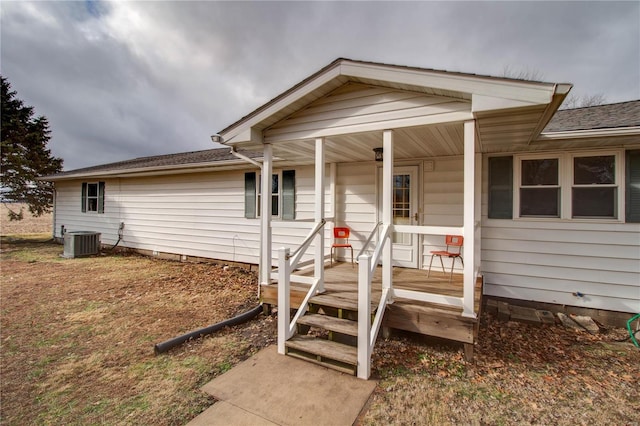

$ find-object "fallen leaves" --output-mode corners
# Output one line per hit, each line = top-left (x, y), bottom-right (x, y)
(365, 312), (640, 425)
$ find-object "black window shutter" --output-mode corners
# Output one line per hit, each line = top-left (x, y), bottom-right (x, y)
(626, 150), (640, 222)
(98, 182), (105, 214)
(244, 172), (257, 219)
(81, 182), (87, 213)
(488, 156), (513, 219)
(282, 170), (296, 220)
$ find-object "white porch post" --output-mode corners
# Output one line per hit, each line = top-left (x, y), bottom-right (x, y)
(382, 130), (394, 292)
(277, 247), (291, 354)
(475, 153), (482, 281)
(462, 121), (477, 318)
(329, 162), (336, 222)
(260, 143), (273, 286)
(315, 138), (325, 292)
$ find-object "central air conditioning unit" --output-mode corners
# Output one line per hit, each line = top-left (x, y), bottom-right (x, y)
(63, 231), (101, 258)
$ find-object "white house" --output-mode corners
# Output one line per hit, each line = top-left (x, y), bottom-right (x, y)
(46, 59), (640, 378)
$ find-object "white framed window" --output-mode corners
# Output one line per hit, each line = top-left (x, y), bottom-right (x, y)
(257, 173), (280, 218)
(571, 153), (619, 219)
(515, 155), (561, 218)
(81, 181), (105, 213)
(244, 170), (295, 220)
(505, 150), (624, 221)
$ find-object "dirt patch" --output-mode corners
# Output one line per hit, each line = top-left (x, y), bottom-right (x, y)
(1, 239), (638, 425)
(1, 203), (53, 235)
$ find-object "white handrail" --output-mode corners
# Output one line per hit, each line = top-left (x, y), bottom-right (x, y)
(369, 224), (390, 277)
(357, 229), (391, 379)
(394, 224), (463, 235)
(288, 219), (326, 270)
(356, 222), (382, 259)
(289, 279), (321, 336)
(277, 220), (326, 356)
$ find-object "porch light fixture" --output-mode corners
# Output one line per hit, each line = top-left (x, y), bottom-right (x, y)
(210, 134), (224, 144)
(373, 147), (383, 161)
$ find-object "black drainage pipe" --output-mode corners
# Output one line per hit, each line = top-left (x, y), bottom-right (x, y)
(154, 304), (263, 355)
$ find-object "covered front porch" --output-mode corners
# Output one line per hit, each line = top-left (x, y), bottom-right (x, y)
(217, 59), (569, 379)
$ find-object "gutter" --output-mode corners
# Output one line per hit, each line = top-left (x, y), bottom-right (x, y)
(536, 126), (640, 141)
(229, 146), (263, 170)
(213, 133), (263, 170)
(527, 82), (573, 145)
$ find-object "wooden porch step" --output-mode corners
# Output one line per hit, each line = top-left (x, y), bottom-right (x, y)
(309, 293), (376, 312)
(297, 313), (358, 336)
(285, 335), (357, 375)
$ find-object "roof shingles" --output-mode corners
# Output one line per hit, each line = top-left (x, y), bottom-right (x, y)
(544, 100), (640, 132)
(46, 148), (258, 179)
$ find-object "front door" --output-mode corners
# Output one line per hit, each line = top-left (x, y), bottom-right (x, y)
(377, 165), (420, 268)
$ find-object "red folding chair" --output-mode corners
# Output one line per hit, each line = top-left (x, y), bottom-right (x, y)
(427, 235), (463, 281)
(331, 227), (353, 266)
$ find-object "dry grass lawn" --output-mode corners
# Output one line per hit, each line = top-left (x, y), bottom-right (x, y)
(1, 236), (639, 425)
(1, 203), (53, 236)
(1, 239), (275, 425)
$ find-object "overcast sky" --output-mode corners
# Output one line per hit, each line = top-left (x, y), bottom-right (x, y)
(1, 1), (638, 171)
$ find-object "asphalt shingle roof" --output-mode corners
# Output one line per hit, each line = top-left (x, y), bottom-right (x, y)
(46, 148), (259, 179)
(544, 100), (640, 132)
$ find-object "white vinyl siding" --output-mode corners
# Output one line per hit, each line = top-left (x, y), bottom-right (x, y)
(334, 161), (378, 259)
(421, 156), (464, 272)
(54, 166), (330, 268)
(264, 83), (470, 142)
(482, 154), (640, 314)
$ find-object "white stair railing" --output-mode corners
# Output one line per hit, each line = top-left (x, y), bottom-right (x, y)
(277, 220), (326, 355)
(356, 221), (382, 259)
(357, 224), (391, 379)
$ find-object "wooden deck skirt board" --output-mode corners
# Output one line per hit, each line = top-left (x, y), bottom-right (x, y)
(261, 263), (484, 346)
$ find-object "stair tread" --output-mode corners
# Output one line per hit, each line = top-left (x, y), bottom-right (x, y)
(309, 293), (377, 312)
(297, 314), (358, 336)
(286, 336), (357, 365)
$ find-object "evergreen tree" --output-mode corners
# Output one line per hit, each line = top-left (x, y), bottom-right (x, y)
(1, 76), (63, 220)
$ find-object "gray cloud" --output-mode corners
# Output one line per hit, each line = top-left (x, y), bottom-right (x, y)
(1, 1), (638, 170)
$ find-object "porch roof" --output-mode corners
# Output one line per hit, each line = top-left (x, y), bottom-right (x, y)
(217, 58), (572, 159)
(43, 100), (639, 181)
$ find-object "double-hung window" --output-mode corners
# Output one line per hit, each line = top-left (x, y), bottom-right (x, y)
(81, 182), (105, 213)
(244, 170), (295, 220)
(258, 173), (280, 217)
(518, 156), (560, 217)
(572, 154), (618, 218)
(489, 150), (633, 221)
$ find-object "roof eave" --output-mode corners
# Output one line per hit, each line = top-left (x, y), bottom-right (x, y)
(526, 83), (573, 144)
(40, 158), (262, 182)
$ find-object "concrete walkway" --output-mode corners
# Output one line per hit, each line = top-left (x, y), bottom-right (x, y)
(187, 345), (377, 426)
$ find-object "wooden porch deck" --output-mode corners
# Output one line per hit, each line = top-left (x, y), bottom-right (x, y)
(261, 262), (484, 359)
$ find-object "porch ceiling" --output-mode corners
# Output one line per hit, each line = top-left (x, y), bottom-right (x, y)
(267, 122), (469, 166)
(253, 105), (563, 166)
